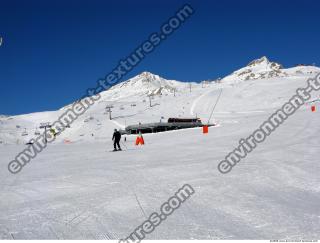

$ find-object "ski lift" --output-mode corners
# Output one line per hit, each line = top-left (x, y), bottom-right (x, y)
(21, 128), (28, 136)
(34, 128), (40, 135)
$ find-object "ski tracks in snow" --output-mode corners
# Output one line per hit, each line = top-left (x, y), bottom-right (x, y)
(133, 192), (148, 219)
(190, 88), (266, 116)
(190, 89), (213, 116)
(110, 119), (125, 129)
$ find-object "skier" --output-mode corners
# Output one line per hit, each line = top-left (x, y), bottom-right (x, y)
(112, 129), (122, 151)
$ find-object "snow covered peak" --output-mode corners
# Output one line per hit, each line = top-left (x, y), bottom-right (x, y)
(138, 71), (158, 79)
(102, 72), (184, 99)
(247, 56), (282, 70)
(118, 71), (168, 90)
(221, 56), (285, 83)
(247, 56), (269, 66)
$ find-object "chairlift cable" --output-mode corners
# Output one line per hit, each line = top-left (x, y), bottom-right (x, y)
(207, 89), (223, 124)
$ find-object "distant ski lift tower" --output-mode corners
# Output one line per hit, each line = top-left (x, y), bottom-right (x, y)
(148, 94), (153, 107)
(34, 127), (40, 135)
(106, 106), (112, 120)
(202, 80), (209, 88)
(173, 88), (176, 97)
(21, 128), (28, 136)
(40, 122), (52, 143)
(189, 83), (192, 92)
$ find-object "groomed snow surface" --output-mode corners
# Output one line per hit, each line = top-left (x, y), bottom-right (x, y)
(0, 58), (320, 240)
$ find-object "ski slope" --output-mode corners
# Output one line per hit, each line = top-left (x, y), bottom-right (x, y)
(0, 57), (320, 239)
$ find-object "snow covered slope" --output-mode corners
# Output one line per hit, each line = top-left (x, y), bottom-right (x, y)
(0, 57), (320, 239)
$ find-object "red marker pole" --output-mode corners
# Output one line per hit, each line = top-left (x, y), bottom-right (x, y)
(203, 125), (208, 134)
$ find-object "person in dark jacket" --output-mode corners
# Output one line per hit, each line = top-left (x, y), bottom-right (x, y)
(112, 129), (122, 151)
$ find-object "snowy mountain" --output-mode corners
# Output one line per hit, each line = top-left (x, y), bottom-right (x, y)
(103, 71), (187, 99)
(221, 56), (318, 83)
(1, 57), (320, 240)
(0, 57), (319, 145)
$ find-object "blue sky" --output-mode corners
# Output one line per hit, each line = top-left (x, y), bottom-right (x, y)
(1, 0), (319, 115)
